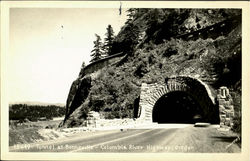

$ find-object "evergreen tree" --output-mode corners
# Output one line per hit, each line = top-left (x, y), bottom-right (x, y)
(78, 61), (86, 77)
(123, 22), (140, 54)
(90, 34), (103, 63)
(103, 25), (115, 56)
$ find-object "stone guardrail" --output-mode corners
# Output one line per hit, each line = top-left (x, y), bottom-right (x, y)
(79, 52), (125, 77)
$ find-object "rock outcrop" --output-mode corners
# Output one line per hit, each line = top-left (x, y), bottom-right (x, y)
(60, 9), (241, 128)
(60, 52), (127, 127)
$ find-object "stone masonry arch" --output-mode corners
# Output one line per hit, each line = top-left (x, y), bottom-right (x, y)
(137, 76), (219, 124)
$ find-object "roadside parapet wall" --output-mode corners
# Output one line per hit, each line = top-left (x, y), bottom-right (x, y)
(79, 52), (125, 77)
(86, 118), (136, 128)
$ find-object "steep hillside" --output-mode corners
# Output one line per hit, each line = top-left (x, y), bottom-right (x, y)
(60, 9), (241, 130)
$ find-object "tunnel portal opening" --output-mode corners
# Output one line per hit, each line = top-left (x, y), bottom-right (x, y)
(152, 91), (204, 124)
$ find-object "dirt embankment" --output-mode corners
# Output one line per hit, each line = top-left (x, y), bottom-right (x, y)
(9, 118), (137, 146)
(9, 120), (67, 146)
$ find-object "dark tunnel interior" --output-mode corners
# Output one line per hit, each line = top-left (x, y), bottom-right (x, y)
(152, 91), (204, 124)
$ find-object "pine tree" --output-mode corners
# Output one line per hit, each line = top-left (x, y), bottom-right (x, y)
(78, 61), (86, 77)
(90, 34), (103, 63)
(103, 25), (115, 56)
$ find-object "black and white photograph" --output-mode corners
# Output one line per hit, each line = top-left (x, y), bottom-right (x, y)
(1, 1), (250, 161)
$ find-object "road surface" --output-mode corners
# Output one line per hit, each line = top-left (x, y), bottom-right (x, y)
(9, 124), (240, 153)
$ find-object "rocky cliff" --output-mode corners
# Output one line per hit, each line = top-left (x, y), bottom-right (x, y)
(60, 9), (241, 128)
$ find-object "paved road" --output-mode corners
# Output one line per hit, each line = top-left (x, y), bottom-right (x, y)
(9, 124), (240, 153)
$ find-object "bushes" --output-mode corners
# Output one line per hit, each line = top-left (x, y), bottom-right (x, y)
(111, 22), (140, 55)
(88, 97), (105, 112)
(134, 61), (149, 78)
(87, 66), (140, 119)
(232, 114), (241, 136)
(230, 81), (241, 137)
(200, 24), (241, 87)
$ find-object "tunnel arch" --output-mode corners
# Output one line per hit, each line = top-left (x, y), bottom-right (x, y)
(138, 76), (219, 124)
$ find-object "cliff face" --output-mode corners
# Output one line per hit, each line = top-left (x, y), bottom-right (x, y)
(60, 53), (127, 127)
(60, 9), (241, 128)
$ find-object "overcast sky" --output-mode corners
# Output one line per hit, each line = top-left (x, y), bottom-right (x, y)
(9, 8), (128, 104)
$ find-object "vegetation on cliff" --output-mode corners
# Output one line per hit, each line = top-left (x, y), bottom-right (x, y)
(62, 8), (241, 134)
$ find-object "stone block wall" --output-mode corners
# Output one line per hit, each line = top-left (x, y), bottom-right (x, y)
(217, 86), (234, 129)
(138, 76), (217, 123)
(86, 111), (100, 128)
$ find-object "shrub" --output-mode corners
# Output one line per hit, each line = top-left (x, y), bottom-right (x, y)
(134, 61), (149, 78)
(230, 82), (241, 137)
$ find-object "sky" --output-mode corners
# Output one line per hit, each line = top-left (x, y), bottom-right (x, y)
(9, 8), (128, 104)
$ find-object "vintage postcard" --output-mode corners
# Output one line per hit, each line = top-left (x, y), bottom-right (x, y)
(1, 1), (250, 160)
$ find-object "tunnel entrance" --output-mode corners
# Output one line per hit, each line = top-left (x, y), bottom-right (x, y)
(152, 91), (204, 124)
